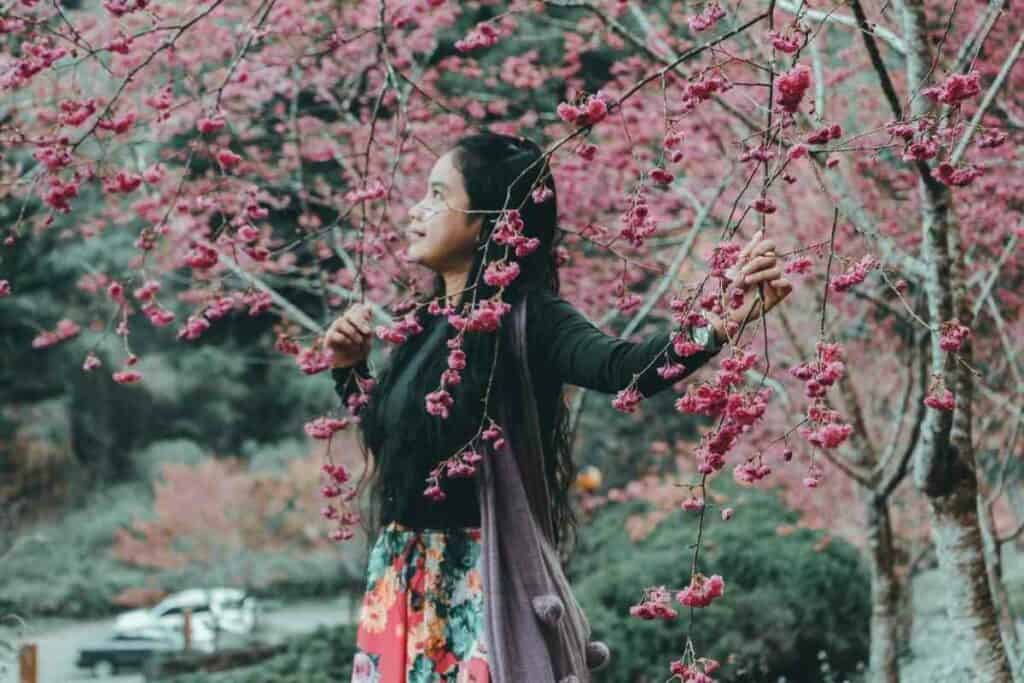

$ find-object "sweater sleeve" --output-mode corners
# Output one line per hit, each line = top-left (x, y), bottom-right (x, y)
(331, 359), (373, 407)
(526, 289), (723, 397)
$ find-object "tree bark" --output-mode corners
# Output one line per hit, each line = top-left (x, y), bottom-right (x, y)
(927, 477), (1015, 681)
(893, 0), (1015, 677)
(864, 493), (903, 683)
(978, 498), (1023, 678)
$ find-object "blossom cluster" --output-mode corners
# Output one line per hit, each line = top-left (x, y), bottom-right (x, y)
(344, 179), (386, 203)
(670, 657), (720, 683)
(492, 209), (540, 257)
(376, 313), (425, 344)
(629, 585), (678, 620)
(679, 73), (730, 113)
(789, 341), (846, 399)
(922, 70), (982, 105)
(31, 318), (81, 349)
(318, 462), (359, 542)
(446, 298), (511, 333)
(933, 162), (983, 187)
(733, 458), (772, 486)
(677, 573), (726, 608)
(688, 2), (726, 32)
(797, 404), (853, 449)
(455, 21), (501, 53)
(768, 28), (803, 53)
(830, 254), (878, 294)
(556, 91), (611, 127)
(939, 320), (971, 352)
(620, 192), (657, 247)
(775, 64), (811, 113)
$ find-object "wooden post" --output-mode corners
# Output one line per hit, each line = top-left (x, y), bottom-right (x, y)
(18, 643), (37, 683)
(182, 607), (192, 651)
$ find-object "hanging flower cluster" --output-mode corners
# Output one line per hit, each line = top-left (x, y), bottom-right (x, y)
(830, 254), (879, 293)
(688, 2), (726, 32)
(677, 573), (726, 608)
(922, 70), (981, 105)
(774, 63), (811, 113)
(620, 191), (657, 248)
(797, 403), (853, 449)
(924, 375), (956, 411)
(939, 319), (971, 352)
(670, 656), (721, 683)
(318, 462), (360, 542)
(629, 585), (678, 620)
(556, 90), (612, 127)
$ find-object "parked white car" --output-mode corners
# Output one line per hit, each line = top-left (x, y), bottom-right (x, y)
(113, 587), (259, 647)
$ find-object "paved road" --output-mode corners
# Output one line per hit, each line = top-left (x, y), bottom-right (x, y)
(0, 596), (356, 683)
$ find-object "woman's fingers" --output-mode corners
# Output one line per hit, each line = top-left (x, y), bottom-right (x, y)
(738, 229), (763, 261)
(347, 312), (372, 336)
(329, 328), (354, 348)
(340, 318), (369, 343)
(741, 255), (777, 276)
(329, 321), (362, 348)
(753, 239), (776, 258)
(743, 265), (783, 286)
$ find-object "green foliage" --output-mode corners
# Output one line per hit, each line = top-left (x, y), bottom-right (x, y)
(0, 482), (152, 619)
(242, 437), (312, 474)
(164, 550), (365, 603)
(136, 439), (208, 482)
(161, 624), (358, 683)
(0, 474), (364, 620)
(569, 486), (870, 683)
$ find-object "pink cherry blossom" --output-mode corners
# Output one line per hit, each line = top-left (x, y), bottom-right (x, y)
(775, 64), (811, 113)
(677, 573), (725, 608)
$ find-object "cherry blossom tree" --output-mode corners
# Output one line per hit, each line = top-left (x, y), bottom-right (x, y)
(2, 0), (1021, 680)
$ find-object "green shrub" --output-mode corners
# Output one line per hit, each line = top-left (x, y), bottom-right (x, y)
(568, 486), (870, 682)
(136, 439), (208, 482)
(162, 624), (358, 683)
(0, 482), (152, 619)
(0, 477), (365, 621)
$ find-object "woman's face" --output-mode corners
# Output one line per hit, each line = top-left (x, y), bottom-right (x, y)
(404, 150), (482, 272)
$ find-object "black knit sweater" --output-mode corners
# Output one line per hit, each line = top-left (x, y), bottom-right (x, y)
(332, 288), (723, 530)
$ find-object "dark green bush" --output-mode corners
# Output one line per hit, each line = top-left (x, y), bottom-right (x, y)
(568, 485), (870, 682)
(162, 624), (358, 683)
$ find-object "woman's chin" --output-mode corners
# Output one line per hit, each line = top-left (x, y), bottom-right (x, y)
(402, 243), (428, 265)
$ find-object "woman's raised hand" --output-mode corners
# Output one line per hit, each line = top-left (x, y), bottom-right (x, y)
(729, 229), (794, 319)
(326, 303), (374, 369)
(706, 229), (794, 342)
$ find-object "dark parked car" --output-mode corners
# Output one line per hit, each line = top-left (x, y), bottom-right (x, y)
(75, 630), (183, 677)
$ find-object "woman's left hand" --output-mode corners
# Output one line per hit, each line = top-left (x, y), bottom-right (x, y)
(731, 228), (793, 318)
(708, 229), (794, 340)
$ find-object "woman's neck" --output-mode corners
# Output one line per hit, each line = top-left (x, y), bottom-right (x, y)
(442, 270), (470, 309)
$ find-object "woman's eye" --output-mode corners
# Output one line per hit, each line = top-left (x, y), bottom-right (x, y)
(432, 189), (442, 199)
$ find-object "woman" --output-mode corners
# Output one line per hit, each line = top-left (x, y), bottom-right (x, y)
(326, 131), (792, 682)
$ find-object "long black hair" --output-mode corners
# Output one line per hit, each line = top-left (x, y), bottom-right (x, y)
(351, 130), (580, 555)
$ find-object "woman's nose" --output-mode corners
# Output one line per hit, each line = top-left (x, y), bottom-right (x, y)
(408, 202), (425, 223)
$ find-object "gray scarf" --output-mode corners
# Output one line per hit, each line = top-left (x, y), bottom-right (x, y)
(478, 294), (611, 682)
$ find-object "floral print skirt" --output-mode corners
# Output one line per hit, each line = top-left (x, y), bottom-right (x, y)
(350, 521), (491, 683)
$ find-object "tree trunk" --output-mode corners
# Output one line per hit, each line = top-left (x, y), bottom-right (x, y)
(928, 479), (1015, 681)
(864, 493), (903, 683)
(893, 0), (1016, 676)
(979, 498), (1023, 679)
